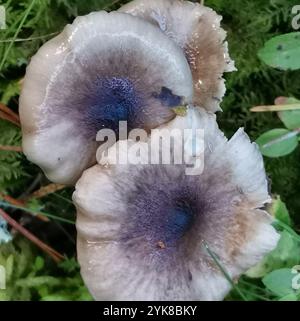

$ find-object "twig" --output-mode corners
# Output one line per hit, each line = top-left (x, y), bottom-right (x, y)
(0, 192), (49, 222)
(29, 183), (66, 199)
(0, 110), (21, 127)
(250, 104), (300, 112)
(0, 103), (20, 122)
(0, 145), (22, 152)
(0, 208), (64, 263)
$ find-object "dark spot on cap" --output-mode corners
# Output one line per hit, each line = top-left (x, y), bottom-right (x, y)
(85, 77), (141, 135)
(188, 270), (193, 281)
(152, 87), (182, 107)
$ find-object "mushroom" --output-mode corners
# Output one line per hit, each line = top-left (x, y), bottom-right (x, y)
(19, 11), (193, 185)
(73, 107), (280, 301)
(119, 0), (236, 112)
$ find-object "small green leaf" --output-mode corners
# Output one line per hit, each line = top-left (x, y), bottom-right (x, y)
(256, 128), (298, 157)
(278, 293), (298, 301)
(0, 80), (20, 105)
(34, 256), (45, 272)
(285, 116), (300, 128)
(258, 32), (300, 70)
(271, 196), (292, 226)
(246, 230), (300, 278)
(263, 268), (298, 297)
(278, 98), (300, 130)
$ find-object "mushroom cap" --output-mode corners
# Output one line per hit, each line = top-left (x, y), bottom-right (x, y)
(119, 0), (236, 112)
(73, 107), (279, 301)
(20, 11), (193, 185)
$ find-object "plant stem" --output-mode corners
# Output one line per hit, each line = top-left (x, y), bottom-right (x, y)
(0, 110), (20, 127)
(0, 193), (49, 222)
(202, 240), (248, 301)
(29, 183), (66, 199)
(0, 208), (64, 262)
(0, 200), (75, 225)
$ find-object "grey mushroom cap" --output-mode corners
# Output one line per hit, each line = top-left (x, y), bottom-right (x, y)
(19, 11), (193, 185)
(73, 108), (279, 301)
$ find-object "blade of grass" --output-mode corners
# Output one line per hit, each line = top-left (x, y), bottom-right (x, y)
(0, 192), (49, 222)
(0, 0), (37, 72)
(238, 280), (274, 296)
(239, 288), (271, 301)
(0, 32), (59, 43)
(202, 240), (248, 301)
(52, 192), (74, 205)
(0, 201), (75, 225)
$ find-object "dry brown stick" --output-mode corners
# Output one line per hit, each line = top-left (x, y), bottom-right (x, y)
(0, 208), (64, 263)
(0, 110), (21, 127)
(0, 102), (20, 122)
(250, 104), (300, 112)
(30, 183), (66, 199)
(0, 192), (49, 222)
(0, 145), (22, 152)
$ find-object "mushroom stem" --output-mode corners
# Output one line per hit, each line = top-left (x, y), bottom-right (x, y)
(0, 208), (64, 262)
